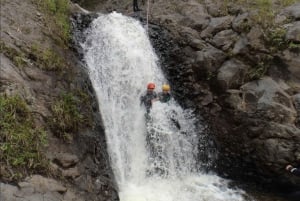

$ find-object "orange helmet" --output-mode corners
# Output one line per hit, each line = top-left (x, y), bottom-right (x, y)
(147, 83), (155, 89)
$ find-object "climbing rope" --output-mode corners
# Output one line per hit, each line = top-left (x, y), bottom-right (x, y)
(146, 0), (150, 33)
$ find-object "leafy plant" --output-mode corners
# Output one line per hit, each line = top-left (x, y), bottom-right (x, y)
(288, 41), (300, 52)
(265, 27), (288, 52)
(246, 54), (273, 80)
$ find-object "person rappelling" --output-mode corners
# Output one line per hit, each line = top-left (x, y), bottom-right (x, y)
(133, 0), (142, 12)
(140, 82), (157, 113)
(157, 84), (171, 103)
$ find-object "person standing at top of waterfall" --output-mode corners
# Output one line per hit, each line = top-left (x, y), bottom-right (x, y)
(133, 0), (142, 12)
(157, 84), (172, 103)
(140, 82), (157, 113)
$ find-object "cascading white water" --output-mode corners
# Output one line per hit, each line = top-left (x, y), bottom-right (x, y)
(82, 12), (252, 201)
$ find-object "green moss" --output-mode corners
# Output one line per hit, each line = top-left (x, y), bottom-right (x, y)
(0, 95), (48, 180)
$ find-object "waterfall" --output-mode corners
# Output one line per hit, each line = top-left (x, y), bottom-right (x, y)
(82, 12), (252, 201)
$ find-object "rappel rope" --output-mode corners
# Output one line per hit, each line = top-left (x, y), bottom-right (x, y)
(146, 0), (150, 33)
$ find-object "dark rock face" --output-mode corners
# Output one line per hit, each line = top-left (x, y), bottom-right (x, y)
(71, 12), (99, 59)
(72, 129), (119, 201)
(140, 1), (300, 189)
(73, 0), (300, 192)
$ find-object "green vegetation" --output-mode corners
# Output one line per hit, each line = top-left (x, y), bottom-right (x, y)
(48, 92), (92, 142)
(264, 27), (300, 53)
(278, 0), (299, 6)
(199, 0), (299, 21)
(265, 27), (288, 53)
(0, 95), (48, 180)
(198, 0), (299, 80)
(0, 41), (27, 68)
(246, 61), (269, 80)
(288, 41), (300, 51)
(33, 0), (71, 44)
(0, 40), (68, 71)
(251, 0), (275, 29)
(30, 43), (68, 71)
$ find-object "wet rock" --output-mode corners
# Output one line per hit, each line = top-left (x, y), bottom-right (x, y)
(201, 91), (213, 106)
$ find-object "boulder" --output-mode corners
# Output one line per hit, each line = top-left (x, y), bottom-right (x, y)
(195, 45), (227, 74)
(232, 12), (251, 33)
(240, 77), (296, 124)
(217, 59), (250, 91)
(53, 152), (79, 168)
(0, 178), (85, 201)
(200, 16), (233, 38)
(286, 21), (300, 42)
(281, 3), (300, 19)
(212, 29), (239, 51)
(282, 50), (300, 79)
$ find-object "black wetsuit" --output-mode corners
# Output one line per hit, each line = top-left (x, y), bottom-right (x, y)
(140, 91), (157, 113)
(133, 0), (139, 12)
(158, 92), (171, 103)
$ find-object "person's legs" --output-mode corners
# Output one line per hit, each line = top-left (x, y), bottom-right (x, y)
(133, 0), (138, 12)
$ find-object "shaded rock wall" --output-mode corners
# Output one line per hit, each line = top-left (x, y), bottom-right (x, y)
(73, 0), (300, 188)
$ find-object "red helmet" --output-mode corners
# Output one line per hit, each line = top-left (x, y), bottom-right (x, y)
(147, 83), (155, 89)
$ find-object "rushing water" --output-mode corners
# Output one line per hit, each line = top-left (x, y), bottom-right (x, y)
(82, 12), (252, 201)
